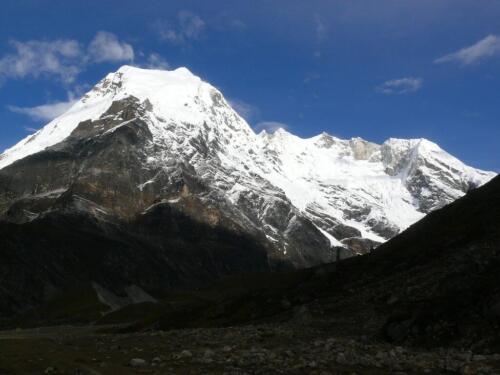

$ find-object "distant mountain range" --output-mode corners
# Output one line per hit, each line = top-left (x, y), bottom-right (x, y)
(0, 66), (495, 316)
(0, 66), (494, 257)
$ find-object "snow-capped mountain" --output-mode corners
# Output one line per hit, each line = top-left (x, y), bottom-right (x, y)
(0, 66), (495, 266)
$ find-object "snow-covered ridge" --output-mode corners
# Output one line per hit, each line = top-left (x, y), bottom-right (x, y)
(0, 65), (496, 250)
(0, 65), (219, 170)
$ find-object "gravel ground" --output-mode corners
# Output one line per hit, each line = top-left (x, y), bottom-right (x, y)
(1, 321), (499, 375)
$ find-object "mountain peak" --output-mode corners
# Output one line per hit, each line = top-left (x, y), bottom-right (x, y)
(173, 66), (196, 76)
(0, 65), (213, 171)
(115, 64), (196, 77)
(91, 65), (203, 102)
(116, 64), (139, 73)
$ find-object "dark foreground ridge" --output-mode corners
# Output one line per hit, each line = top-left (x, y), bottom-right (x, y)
(0, 176), (499, 373)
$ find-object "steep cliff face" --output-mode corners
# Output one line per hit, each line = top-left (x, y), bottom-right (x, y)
(0, 65), (495, 264)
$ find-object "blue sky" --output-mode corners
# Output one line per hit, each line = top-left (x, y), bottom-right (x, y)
(0, 0), (499, 171)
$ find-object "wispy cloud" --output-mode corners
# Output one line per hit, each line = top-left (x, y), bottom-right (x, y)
(0, 39), (82, 83)
(0, 31), (135, 85)
(228, 100), (289, 134)
(435, 35), (500, 66)
(212, 12), (247, 32)
(376, 77), (423, 95)
(228, 98), (260, 122)
(8, 97), (77, 122)
(157, 11), (245, 45)
(158, 11), (206, 45)
(87, 31), (134, 63)
(141, 53), (169, 70)
(314, 14), (327, 43)
(255, 121), (290, 133)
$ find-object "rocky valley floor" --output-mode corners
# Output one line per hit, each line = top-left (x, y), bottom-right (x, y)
(1, 320), (499, 375)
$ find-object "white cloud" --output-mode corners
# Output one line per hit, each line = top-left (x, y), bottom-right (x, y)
(0, 32), (135, 85)
(87, 31), (134, 63)
(1, 34), (169, 132)
(0, 39), (82, 83)
(158, 11), (206, 45)
(254, 121), (290, 133)
(8, 97), (77, 121)
(435, 35), (500, 66)
(376, 77), (423, 95)
(228, 99), (260, 122)
(178, 11), (206, 39)
(143, 53), (169, 69)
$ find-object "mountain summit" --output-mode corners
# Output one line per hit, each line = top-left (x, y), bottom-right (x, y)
(0, 66), (495, 266)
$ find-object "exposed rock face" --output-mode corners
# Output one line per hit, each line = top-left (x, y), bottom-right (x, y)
(0, 91), (333, 268)
(380, 138), (485, 213)
(0, 94), (271, 316)
(341, 237), (379, 255)
(349, 137), (379, 160)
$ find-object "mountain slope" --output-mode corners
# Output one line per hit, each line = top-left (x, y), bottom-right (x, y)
(109, 175), (500, 351)
(0, 203), (270, 318)
(2, 175), (499, 375)
(17, 175), (500, 351)
(0, 65), (494, 260)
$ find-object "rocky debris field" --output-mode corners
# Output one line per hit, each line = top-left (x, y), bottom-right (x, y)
(1, 321), (499, 375)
